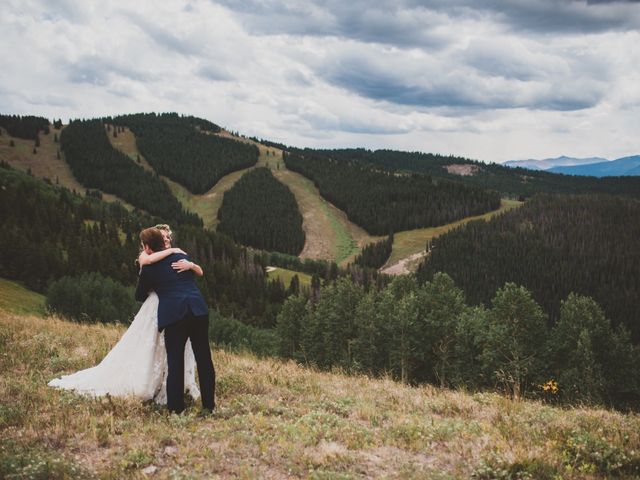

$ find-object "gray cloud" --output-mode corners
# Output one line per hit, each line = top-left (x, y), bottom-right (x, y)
(216, 0), (640, 46)
(196, 64), (234, 82)
(318, 46), (606, 111)
(124, 11), (203, 57)
(66, 56), (153, 87)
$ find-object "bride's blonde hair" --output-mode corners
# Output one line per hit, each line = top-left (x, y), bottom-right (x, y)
(154, 224), (172, 244)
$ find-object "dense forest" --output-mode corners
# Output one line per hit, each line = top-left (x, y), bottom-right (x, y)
(416, 194), (640, 343)
(60, 119), (201, 226)
(0, 163), (290, 327)
(284, 151), (501, 235)
(217, 168), (305, 255)
(277, 273), (640, 407)
(352, 235), (393, 269)
(111, 113), (259, 194)
(0, 114), (50, 140)
(312, 148), (640, 199)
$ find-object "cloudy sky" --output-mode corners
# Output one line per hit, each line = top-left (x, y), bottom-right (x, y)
(2, 0), (639, 162)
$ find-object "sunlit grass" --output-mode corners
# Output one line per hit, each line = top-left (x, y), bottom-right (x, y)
(266, 267), (312, 289)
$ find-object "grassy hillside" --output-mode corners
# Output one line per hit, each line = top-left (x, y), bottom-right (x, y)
(267, 266), (312, 289)
(2, 309), (639, 479)
(107, 125), (376, 262)
(0, 278), (46, 316)
(0, 125), (134, 208)
(382, 199), (522, 274)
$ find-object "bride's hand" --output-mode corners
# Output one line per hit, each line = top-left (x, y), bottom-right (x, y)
(170, 247), (186, 255)
(171, 259), (193, 273)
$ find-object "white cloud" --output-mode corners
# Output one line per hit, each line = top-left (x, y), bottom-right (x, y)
(1, 0), (639, 162)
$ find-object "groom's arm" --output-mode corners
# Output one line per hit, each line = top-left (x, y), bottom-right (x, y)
(135, 267), (153, 302)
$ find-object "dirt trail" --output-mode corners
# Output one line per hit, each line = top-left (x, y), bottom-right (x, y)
(380, 251), (428, 275)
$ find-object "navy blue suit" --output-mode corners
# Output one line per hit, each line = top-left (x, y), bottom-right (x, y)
(135, 253), (215, 413)
(135, 253), (208, 331)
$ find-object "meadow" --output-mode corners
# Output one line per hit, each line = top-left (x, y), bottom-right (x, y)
(2, 305), (639, 479)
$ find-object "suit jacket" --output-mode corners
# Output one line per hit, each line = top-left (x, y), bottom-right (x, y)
(135, 253), (208, 331)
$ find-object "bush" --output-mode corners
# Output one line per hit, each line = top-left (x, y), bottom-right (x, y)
(46, 272), (138, 324)
(208, 310), (279, 357)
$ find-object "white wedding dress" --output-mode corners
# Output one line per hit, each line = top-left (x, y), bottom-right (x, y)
(48, 292), (200, 404)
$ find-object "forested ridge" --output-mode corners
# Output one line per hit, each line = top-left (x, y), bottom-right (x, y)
(284, 151), (501, 235)
(112, 113), (259, 194)
(0, 114), (50, 140)
(416, 194), (640, 342)
(312, 148), (640, 199)
(352, 235), (393, 269)
(60, 119), (201, 226)
(217, 168), (305, 255)
(0, 163), (290, 327)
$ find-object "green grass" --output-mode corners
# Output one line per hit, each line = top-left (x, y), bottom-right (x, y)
(2, 310), (640, 479)
(385, 199), (522, 268)
(0, 278), (46, 317)
(300, 180), (359, 264)
(267, 267), (312, 288)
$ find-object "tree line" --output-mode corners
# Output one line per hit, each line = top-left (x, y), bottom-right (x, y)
(277, 273), (639, 408)
(284, 151), (501, 235)
(0, 114), (50, 140)
(111, 113), (259, 194)
(60, 119), (201, 226)
(217, 168), (305, 255)
(352, 234), (393, 269)
(313, 148), (640, 199)
(416, 194), (640, 343)
(0, 163), (291, 327)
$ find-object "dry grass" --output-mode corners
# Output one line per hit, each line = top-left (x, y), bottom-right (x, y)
(0, 125), (135, 209)
(2, 309), (639, 479)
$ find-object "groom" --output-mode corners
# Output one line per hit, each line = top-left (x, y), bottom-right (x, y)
(135, 227), (215, 414)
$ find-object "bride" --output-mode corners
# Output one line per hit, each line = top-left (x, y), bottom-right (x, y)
(48, 225), (203, 405)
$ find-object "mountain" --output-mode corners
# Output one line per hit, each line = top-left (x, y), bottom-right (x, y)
(503, 156), (607, 170)
(548, 155), (640, 177)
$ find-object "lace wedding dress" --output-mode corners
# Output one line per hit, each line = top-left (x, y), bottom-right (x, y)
(48, 292), (200, 404)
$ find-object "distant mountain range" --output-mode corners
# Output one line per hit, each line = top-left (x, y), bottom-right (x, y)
(504, 155), (640, 177)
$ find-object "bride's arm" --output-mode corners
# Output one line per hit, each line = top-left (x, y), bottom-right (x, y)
(138, 247), (186, 266)
(171, 259), (204, 277)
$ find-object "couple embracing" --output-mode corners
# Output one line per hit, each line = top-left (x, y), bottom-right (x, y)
(49, 225), (215, 415)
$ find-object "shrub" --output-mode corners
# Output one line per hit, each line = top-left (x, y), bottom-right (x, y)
(208, 310), (279, 357)
(46, 272), (138, 324)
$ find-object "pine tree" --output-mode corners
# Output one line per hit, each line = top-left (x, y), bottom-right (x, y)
(480, 283), (547, 400)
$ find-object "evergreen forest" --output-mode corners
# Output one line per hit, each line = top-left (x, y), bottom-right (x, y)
(352, 235), (394, 269)
(284, 151), (501, 235)
(416, 194), (640, 342)
(0, 114), (50, 140)
(60, 119), (201, 226)
(0, 163), (290, 327)
(112, 113), (259, 194)
(312, 148), (640, 199)
(217, 168), (305, 255)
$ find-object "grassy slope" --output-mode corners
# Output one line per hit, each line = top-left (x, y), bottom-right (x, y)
(0, 125), (136, 209)
(267, 267), (312, 289)
(382, 199), (522, 273)
(2, 310), (639, 479)
(0, 279), (46, 316)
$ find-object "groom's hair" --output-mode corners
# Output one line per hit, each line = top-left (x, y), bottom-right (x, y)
(140, 227), (166, 253)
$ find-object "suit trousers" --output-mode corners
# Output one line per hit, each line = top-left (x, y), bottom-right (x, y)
(163, 312), (216, 413)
